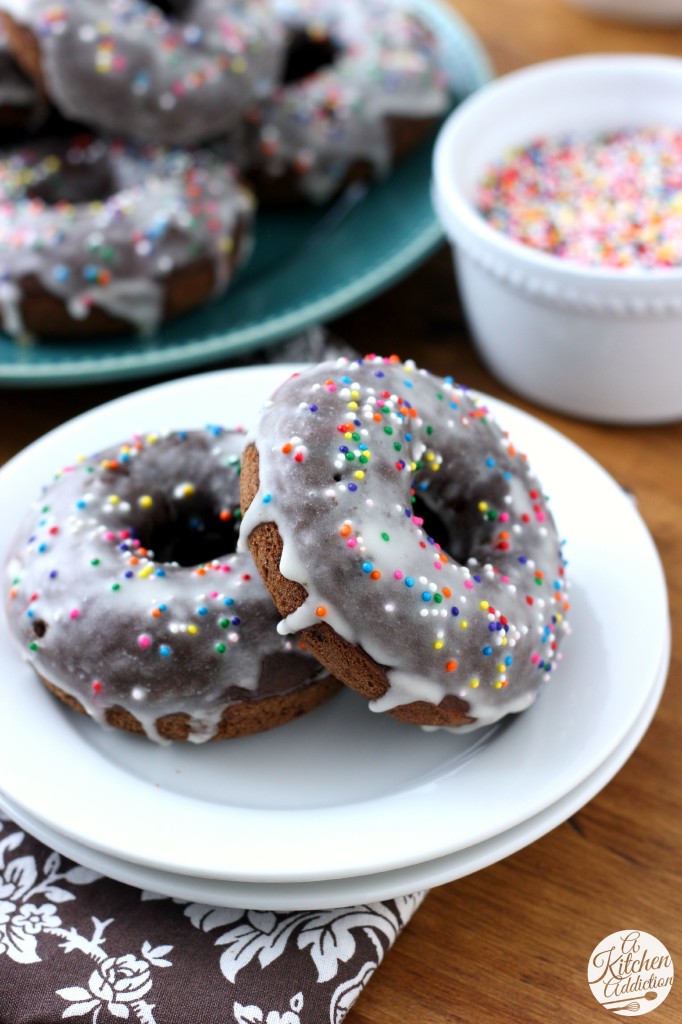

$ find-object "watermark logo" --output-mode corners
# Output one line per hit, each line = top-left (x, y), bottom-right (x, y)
(588, 930), (674, 1015)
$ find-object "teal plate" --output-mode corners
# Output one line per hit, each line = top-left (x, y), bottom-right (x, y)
(0, 0), (491, 388)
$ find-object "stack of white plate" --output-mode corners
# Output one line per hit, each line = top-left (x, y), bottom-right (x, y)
(0, 367), (670, 910)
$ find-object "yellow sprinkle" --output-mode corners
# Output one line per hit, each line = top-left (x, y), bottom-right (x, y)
(410, 461), (417, 471)
(138, 565), (154, 579)
(351, 390), (359, 398)
(231, 55), (247, 73)
(556, 612), (563, 622)
(478, 501), (488, 512)
(469, 678), (480, 688)
(425, 451), (434, 462)
(460, 620), (468, 630)
(495, 680), (505, 689)
(218, 236), (234, 254)
(187, 624), (199, 635)
(433, 640), (444, 650)
(108, 495), (119, 505)
(138, 495), (153, 509)
(344, 431), (353, 440)
(354, 470), (365, 480)
(76, 454), (86, 463)
(181, 483), (195, 498)
(146, 434), (158, 444)
(347, 401), (358, 411)
(497, 663), (505, 673)
(480, 600), (489, 610)
(501, 636), (508, 646)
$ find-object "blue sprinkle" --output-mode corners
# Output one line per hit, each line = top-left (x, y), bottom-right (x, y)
(362, 562), (373, 573)
(358, 443), (368, 451)
(76, 499), (87, 509)
(375, 371), (385, 377)
(449, 400), (458, 409)
(405, 432), (412, 441)
(405, 577), (415, 587)
(155, 569), (166, 577)
(197, 606), (208, 615)
(482, 646), (493, 656)
(262, 494), (272, 504)
(418, 481), (429, 491)
(488, 623), (496, 631)
(404, 380), (413, 389)
(38, 543), (48, 553)
(473, 575), (481, 583)
(309, 404), (318, 412)
(486, 458), (495, 468)
(339, 445), (349, 453)
(421, 592), (431, 602)
(124, 571), (133, 579)
(159, 645), (171, 657)
(451, 606), (459, 616)
(518, 556), (528, 564)
(341, 375), (352, 384)
(348, 483), (358, 492)
(49, 570), (58, 579)
(353, 419), (362, 427)
(177, 431), (188, 439)
(505, 656), (513, 666)
(231, 616), (241, 626)
(503, 471), (512, 481)
(26, 609), (34, 618)
(427, 536), (435, 545)
(224, 597), (234, 606)
(158, 604), (167, 611)
(52, 264), (70, 283)
(404, 508), (412, 517)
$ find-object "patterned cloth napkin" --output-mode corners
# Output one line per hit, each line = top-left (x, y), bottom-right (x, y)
(0, 811), (426, 1024)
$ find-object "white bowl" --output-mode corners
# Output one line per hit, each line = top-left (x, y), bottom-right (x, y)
(563, 0), (682, 25)
(432, 54), (682, 424)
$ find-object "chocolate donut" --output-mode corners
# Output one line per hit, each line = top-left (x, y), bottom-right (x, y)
(240, 357), (570, 730)
(0, 134), (254, 339)
(4, 428), (340, 743)
(0, 0), (286, 146)
(243, 0), (450, 203)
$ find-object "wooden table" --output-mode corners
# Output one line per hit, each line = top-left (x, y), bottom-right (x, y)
(1, 2), (681, 1021)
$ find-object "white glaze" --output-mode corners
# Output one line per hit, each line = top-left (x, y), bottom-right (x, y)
(241, 357), (570, 729)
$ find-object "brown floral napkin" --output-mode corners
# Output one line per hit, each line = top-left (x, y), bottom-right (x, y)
(0, 811), (426, 1024)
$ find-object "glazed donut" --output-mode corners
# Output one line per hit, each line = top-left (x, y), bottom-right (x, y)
(0, 0), (286, 146)
(240, 357), (570, 730)
(0, 133), (254, 339)
(243, 0), (450, 203)
(4, 428), (340, 743)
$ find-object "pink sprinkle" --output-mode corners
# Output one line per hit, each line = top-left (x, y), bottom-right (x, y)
(434, 562), (442, 570)
(119, 530), (131, 539)
(394, 570), (403, 579)
(464, 580), (474, 590)
(138, 634), (151, 648)
(531, 653), (541, 664)
(69, 608), (80, 619)
(347, 538), (357, 548)
(326, 384), (336, 392)
(104, 531), (115, 542)
(210, 591), (219, 598)
(501, 575), (510, 583)
(221, 565), (232, 572)
(499, 512), (510, 522)
(536, 511), (546, 522)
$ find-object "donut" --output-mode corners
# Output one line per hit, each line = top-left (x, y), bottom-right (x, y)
(0, 133), (254, 339)
(0, 25), (44, 130)
(4, 428), (340, 743)
(239, 357), (570, 730)
(0, 0), (286, 146)
(243, 0), (451, 203)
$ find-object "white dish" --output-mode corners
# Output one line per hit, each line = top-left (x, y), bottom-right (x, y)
(0, 365), (669, 882)
(564, 0), (682, 24)
(0, 630), (668, 910)
(432, 55), (682, 423)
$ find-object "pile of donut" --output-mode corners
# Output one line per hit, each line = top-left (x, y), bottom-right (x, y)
(4, 356), (571, 743)
(0, 0), (450, 340)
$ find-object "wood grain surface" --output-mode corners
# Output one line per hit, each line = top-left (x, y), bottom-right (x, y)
(0, 1), (681, 1021)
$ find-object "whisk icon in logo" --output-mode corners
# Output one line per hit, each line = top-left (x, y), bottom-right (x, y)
(587, 930), (674, 1015)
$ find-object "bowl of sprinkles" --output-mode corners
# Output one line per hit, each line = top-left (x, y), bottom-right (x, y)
(432, 54), (682, 424)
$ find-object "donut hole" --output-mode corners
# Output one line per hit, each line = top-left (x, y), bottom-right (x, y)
(282, 29), (341, 85)
(134, 501), (241, 568)
(149, 0), (191, 14)
(410, 492), (462, 557)
(32, 619), (47, 638)
(22, 138), (115, 205)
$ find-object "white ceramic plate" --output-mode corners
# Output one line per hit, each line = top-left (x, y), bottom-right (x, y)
(0, 629), (668, 910)
(0, 365), (669, 882)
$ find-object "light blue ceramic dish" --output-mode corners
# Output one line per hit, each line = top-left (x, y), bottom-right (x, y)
(0, 0), (491, 388)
